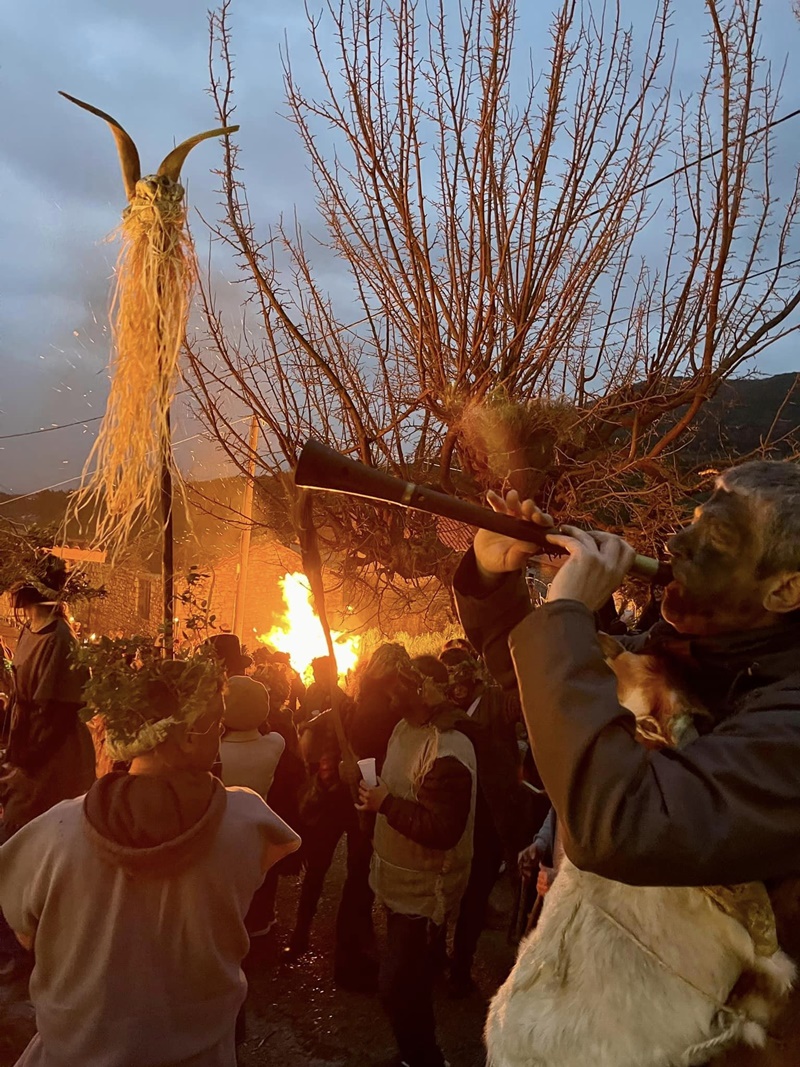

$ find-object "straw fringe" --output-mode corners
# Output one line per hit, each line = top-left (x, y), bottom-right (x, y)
(71, 180), (195, 556)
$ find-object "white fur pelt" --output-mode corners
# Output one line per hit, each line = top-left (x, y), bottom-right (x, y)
(486, 859), (795, 1067)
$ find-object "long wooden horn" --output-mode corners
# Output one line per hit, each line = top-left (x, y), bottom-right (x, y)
(157, 125), (240, 183)
(295, 440), (673, 585)
(58, 91), (141, 202)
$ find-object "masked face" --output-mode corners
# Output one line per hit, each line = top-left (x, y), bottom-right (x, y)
(662, 488), (773, 635)
(445, 661), (481, 709)
(389, 668), (424, 711)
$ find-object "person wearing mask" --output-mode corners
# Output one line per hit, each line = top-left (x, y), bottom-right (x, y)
(454, 462), (800, 1066)
(358, 650), (477, 1067)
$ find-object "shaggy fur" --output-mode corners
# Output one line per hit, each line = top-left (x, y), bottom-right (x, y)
(486, 641), (795, 1067)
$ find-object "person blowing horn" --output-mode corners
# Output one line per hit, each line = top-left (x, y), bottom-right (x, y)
(454, 461), (800, 1067)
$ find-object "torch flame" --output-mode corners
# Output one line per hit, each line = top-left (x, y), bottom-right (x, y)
(260, 572), (361, 683)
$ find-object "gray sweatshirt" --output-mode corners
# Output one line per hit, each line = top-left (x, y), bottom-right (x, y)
(0, 783), (299, 1066)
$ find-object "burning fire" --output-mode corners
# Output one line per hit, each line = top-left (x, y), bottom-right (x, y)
(260, 572), (361, 683)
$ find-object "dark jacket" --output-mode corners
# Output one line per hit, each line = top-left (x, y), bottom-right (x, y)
(454, 546), (800, 889)
(377, 703), (474, 851)
(532, 807), (557, 868)
(348, 687), (403, 770)
(8, 618), (87, 774)
(380, 755), (473, 851)
(453, 686), (525, 858)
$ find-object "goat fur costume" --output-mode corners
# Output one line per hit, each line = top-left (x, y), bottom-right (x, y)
(486, 637), (795, 1067)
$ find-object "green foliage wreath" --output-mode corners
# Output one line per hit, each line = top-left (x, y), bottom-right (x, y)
(74, 637), (225, 760)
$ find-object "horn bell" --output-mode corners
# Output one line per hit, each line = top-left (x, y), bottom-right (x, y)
(157, 125), (240, 183)
(58, 91), (141, 202)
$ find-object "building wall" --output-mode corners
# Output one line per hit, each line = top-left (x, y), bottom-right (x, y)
(0, 592), (18, 651)
(205, 538), (315, 646)
(1, 535), (453, 652)
(71, 565), (164, 639)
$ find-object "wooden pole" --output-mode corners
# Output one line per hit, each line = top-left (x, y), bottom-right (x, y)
(233, 415), (259, 639)
(161, 404), (175, 657)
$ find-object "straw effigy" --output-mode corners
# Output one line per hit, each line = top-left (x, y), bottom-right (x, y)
(59, 92), (238, 556)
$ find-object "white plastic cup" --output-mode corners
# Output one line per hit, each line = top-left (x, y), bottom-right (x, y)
(358, 757), (377, 788)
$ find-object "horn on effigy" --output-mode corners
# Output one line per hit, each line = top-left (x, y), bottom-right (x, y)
(58, 92), (142, 201)
(158, 126), (240, 182)
(294, 439), (673, 585)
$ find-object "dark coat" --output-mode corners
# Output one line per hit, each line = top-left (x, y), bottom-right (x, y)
(347, 687), (403, 770)
(453, 686), (526, 860)
(379, 754), (473, 851)
(454, 547), (800, 891)
(3, 618), (95, 837)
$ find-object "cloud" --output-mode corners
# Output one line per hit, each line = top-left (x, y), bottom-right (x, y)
(0, 0), (318, 491)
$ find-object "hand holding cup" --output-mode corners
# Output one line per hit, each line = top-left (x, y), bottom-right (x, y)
(356, 778), (389, 813)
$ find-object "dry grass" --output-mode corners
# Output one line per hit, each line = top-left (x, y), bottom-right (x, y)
(71, 179), (194, 555)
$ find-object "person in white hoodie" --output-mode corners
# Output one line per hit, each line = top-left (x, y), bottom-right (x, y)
(220, 674), (286, 937)
(220, 675), (285, 800)
(0, 655), (300, 1067)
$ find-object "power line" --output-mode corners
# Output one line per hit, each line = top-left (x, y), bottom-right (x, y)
(632, 107), (800, 201)
(8, 247), (798, 443)
(0, 416), (102, 442)
(0, 474), (85, 506)
(1, 316), (373, 441)
(5, 104), (800, 444)
(0, 418), (250, 510)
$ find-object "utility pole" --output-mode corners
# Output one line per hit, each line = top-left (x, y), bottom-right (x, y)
(233, 415), (259, 639)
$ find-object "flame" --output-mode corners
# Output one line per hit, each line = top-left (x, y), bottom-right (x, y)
(260, 572), (361, 683)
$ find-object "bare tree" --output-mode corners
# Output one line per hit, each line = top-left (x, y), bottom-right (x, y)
(186, 0), (800, 623)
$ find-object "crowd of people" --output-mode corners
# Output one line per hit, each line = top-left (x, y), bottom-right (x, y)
(1, 456), (800, 1067)
(0, 580), (542, 1066)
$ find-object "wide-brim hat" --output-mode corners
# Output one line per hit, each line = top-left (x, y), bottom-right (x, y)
(207, 633), (253, 674)
(223, 675), (270, 731)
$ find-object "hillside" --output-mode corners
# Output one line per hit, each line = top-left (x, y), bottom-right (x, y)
(687, 372), (800, 459)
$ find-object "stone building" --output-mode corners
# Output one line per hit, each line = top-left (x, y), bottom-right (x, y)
(71, 564), (163, 639)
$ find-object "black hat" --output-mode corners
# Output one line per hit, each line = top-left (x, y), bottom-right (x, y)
(206, 633), (253, 675)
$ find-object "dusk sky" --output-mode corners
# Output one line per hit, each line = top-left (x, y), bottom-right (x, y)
(1, 0), (799, 495)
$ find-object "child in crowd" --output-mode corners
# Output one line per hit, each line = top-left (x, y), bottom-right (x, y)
(220, 674), (287, 938)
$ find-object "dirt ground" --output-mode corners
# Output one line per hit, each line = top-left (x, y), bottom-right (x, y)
(0, 840), (516, 1067)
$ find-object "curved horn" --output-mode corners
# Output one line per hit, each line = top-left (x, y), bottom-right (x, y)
(157, 125), (240, 182)
(59, 91), (141, 202)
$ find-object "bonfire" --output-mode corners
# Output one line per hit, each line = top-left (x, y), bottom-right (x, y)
(260, 572), (360, 684)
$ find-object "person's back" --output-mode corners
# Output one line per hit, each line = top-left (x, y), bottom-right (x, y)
(0, 650), (300, 1067)
(220, 675), (285, 800)
(0, 781), (290, 1067)
(221, 732), (285, 798)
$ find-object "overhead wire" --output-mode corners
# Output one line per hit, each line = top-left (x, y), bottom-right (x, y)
(0, 315), (373, 441)
(6, 248), (799, 443)
(0, 417), (251, 510)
